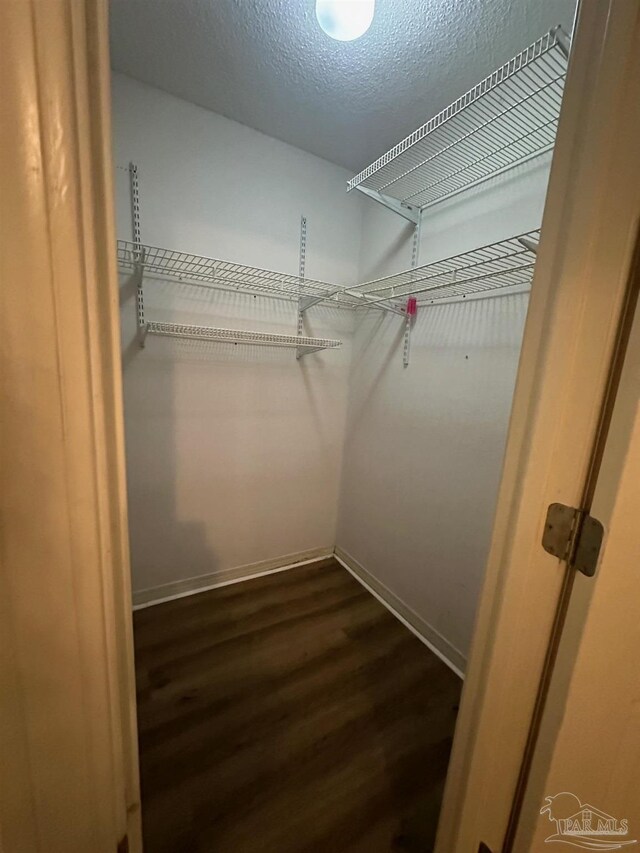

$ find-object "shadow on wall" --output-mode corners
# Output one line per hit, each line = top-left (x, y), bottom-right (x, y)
(359, 219), (417, 282)
(120, 274), (219, 596)
(337, 291), (530, 660)
(119, 274), (351, 597)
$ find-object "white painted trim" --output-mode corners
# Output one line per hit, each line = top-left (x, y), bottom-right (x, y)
(134, 545), (467, 681)
(333, 547), (466, 680)
(132, 548), (333, 609)
(1, 1), (141, 847)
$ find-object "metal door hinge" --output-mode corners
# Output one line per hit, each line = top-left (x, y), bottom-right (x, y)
(542, 503), (604, 577)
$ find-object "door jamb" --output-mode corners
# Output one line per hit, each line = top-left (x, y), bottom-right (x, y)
(435, 1), (640, 849)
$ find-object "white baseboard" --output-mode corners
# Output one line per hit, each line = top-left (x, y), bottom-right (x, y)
(133, 545), (467, 679)
(333, 547), (466, 679)
(132, 547), (333, 609)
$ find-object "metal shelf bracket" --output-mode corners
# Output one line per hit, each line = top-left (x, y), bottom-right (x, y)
(297, 344), (325, 358)
(518, 235), (540, 254)
(354, 185), (421, 224)
(299, 294), (326, 313)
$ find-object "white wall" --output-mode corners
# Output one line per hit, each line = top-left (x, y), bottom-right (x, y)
(337, 159), (552, 670)
(112, 73), (363, 597)
(113, 70), (554, 655)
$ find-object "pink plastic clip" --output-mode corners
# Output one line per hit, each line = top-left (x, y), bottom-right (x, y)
(406, 296), (418, 317)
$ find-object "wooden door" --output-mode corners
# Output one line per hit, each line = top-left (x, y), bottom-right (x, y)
(514, 231), (640, 849)
(436, 1), (640, 850)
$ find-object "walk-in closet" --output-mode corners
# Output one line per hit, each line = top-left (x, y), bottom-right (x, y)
(111, 1), (577, 849)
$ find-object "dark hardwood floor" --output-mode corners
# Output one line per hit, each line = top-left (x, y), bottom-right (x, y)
(134, 558), (462, 853)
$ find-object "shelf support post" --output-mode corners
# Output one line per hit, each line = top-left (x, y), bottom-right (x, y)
(297, 215), (310, 360)
(134, 255), (147, 348)
(403, 218), (421, 366)
(128, 162), (148, 348)
(403, 312), (411, 366)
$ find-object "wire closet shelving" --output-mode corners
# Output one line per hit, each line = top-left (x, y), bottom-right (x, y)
(348, 231), (541, 308)
(347, 26), (570, 214)
(144, 323), (342, 353)
(119, 26), (570, 360)
(117, 238), (355, 355)
(117, 241), (356, 307)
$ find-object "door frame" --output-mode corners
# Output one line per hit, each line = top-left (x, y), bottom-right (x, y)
(435, 1), (640, 850)
(1, 1), (141, 851)
(3, 0), (639, 850)
(516, 210), (640, 851)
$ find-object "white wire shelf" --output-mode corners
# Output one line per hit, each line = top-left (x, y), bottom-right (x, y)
(117, 240), (358, 306)
(349, 230), (540, 307)
(348, 26), (569, 211)
(145, 322), (342, 352)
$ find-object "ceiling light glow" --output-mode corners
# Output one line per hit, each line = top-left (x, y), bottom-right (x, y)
(315, 0), (375, 42)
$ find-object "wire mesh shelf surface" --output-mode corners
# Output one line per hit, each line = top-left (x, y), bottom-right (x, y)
(146, 322), (342, 350)
(348, 230), (540, 306)
(118, 241), (358, 306)
(348, 27), (569, 210)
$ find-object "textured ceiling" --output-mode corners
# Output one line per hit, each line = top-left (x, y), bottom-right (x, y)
(109, 0), (577, 173)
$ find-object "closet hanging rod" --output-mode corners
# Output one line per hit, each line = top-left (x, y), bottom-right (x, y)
(348, 26), (570, 213)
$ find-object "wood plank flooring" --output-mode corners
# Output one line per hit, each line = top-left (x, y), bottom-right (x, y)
(134, 558), (462, 853)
